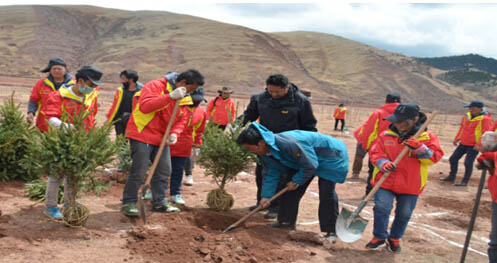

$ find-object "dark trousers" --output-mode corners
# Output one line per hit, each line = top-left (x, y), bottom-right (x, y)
(365, 161), (375, 196)
(170, 157), (188, 196)
(122, 139), (171, 206)
(255, 162), (287, 210)
(334, 119), (345, 131)
(114, 113), (131, 136)
(278, 176), (339, 233)
(352, 143), (368, 175)
(489, 202), (497, 263)
(448, 144), (479, 182)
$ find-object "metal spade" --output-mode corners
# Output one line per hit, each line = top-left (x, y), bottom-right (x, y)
(336, 111), (437, 243)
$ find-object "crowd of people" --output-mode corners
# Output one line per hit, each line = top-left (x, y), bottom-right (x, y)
(25, 58), (497, 260)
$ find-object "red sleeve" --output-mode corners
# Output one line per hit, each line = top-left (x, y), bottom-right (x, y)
(360, 111), (380, 149)
(369, 135), (388, 166)
(425, 132), (444, 163)
(43, 91), (63, 120)
(454, 116), (465, 141)
(106, 89), (120, 119)
(333, 108), (338, 118)
(139, 81), (174, 114)
(230, 100), (236, 122)
(170, 105), (189, 136)
(28, 79), (44, 104)
(206, 99), (215, 120)
(194, 111), (207, 146)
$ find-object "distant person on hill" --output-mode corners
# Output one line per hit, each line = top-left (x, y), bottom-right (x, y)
(206, 87), (235, 130)
(333, 103), (347, 131)
(106, 70), (143, 136)
(41, 66), (103, 220)
(27, 58), (75, 131)
(241, 73), (317, 220)
(360, 93), (401, 195)
(366, 103), (443, 253)
(440, 100), (493, 186)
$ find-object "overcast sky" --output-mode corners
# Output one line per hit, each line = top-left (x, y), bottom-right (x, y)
(1, 1), (497, 59)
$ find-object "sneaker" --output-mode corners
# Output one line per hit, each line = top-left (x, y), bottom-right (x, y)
(387, 238), (401, 253)
(184, 175), (194, 186)
(121, 203), (139, 217)
(455, 180), (468, 187)
(324, 232), (337, 243)
(365, 237), (386, 250)
(152, 203), (180, 213)
(44, 206), (62, 220)
(143, 191), (152, 200)
(440, 176), (455, 183)
(268, 221), (296, 230)
(264, 210), (278, 219)
(171, 195), (185, 205)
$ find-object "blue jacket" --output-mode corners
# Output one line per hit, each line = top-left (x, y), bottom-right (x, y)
(252, 123), (349, 198)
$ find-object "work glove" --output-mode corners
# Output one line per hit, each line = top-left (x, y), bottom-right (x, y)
(168, 133), (178, 145)
(169, 87), (186, 100)
(477, 152), (495, 164)
(404, 138), (422, 150)
(379, 160), (396, 173)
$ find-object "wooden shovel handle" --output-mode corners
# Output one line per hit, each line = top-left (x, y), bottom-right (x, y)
(142, 99), (181, 187)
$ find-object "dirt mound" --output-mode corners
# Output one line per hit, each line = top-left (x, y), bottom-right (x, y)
(125, 208), (307, 263)
(424, 196), (492, 219)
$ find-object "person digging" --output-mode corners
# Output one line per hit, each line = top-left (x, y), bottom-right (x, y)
(366, 103), (444, 252)
(236, 122), (348, 242)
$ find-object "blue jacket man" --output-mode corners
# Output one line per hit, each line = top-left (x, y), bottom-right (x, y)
(237, 122), (348, 241)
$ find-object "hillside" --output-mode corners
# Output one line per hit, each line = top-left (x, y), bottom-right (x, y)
(0, 5), (494, 112)
(416, 54), (497, 75)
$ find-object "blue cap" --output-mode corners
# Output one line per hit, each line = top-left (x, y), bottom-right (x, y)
(384, 102), (420, 123)
(464, 100), (484, 108)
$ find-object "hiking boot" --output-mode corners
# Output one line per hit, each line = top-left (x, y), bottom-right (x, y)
(264, 210), (278, 219)
(387, 238), (401, 253)
(455, 180), (468, 187)
(365, 237), (386, 250)
(171, 195), (185, 205)
(44, 206), (62, 220)
(184, 175), (194, 186)
(324, 232), (337, 243)
(121, 203), (139, 217)
(440, 176), (455, 183)
(268, 221), (296, 230)
(143, 190), (152, 200)
(152, 203), (180, 213)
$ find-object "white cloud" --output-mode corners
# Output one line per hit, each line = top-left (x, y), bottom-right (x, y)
(1, 1), (497, 58)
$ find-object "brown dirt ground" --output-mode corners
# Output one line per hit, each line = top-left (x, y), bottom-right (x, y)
(0, 77), (492, 262)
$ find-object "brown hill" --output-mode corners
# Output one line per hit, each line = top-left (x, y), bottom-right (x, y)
(0, 5), (492, 112)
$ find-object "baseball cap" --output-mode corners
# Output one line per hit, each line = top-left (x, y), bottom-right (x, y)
(76, 65), (103, 86)
(40, 58), (66, 73)
(384, 102), (420, 123)
(464, 100), (484, 108)
(386, 93), (401, 103)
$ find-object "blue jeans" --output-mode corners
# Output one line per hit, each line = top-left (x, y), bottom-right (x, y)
(184, 153), (194, 176)
(449, 144), (479, 181)
(373, 188), (418, 239)
(170, 156), (188, 196)
(489, 202), (497, 263)
(122, 139), (171, 206)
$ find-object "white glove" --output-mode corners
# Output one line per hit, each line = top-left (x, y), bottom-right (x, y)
(168, 133), (178, 145)
(169, 87), (186, 100)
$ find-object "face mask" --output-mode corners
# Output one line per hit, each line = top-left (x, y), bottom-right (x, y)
(79, 85), (94, 94)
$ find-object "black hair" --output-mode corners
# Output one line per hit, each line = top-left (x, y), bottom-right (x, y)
(75, 72), (87, 83)
(177, 69), (204, 86)
(266, 74), (289, 89)
(236, 125), (263, 145)
(120, 70), (139, 82)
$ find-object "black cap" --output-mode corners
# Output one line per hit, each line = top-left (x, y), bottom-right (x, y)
(40, 58), (66, 73)
(77, 65), (103, 86)
(384, 102), (420, 123)
(339, 103), (345, 107)
(386, 93), (401, 103)
(190, 87), (205, 102)
(464, 100), (484, 108)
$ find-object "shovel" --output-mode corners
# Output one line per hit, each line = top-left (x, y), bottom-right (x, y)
(137, 99), (181, 224)
(336, 111), (437, 243)
(223, 186), (290, 233)
(460, 159), (493, 263)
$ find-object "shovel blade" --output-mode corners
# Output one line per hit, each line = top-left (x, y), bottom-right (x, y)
(223, 225), (234, 233)
(138, 185), (149, 224)
(336, 207), (368, 243)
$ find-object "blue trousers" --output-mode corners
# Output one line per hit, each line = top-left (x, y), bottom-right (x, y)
(170, 156), (188, 196)
(449, 144), (479, 181)
(373, 188), (418, 239)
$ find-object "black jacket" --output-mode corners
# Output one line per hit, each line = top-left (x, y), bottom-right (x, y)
(242, 84), (317, 133)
